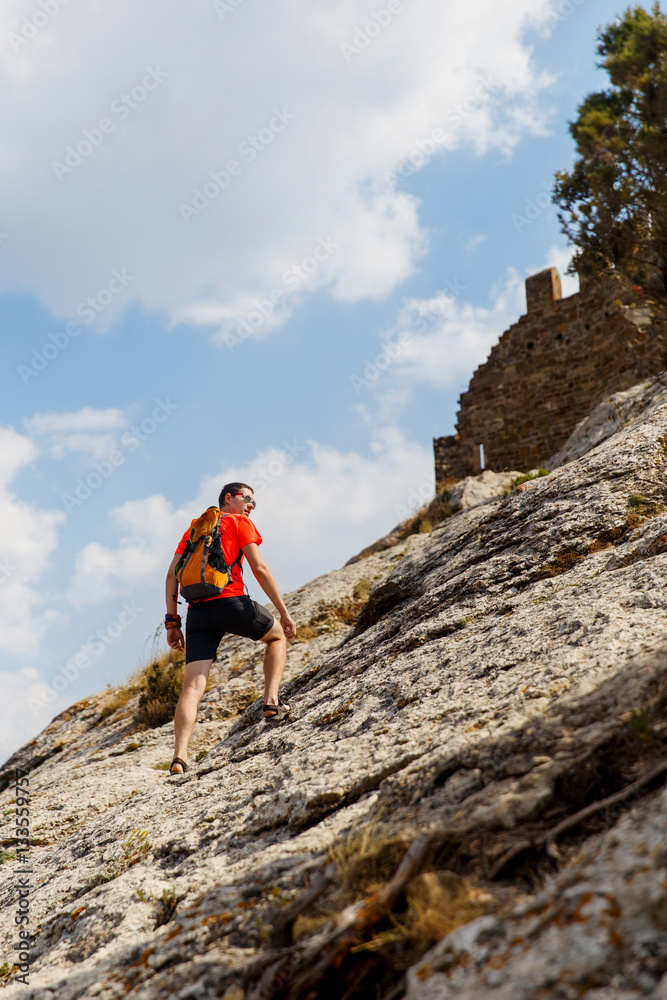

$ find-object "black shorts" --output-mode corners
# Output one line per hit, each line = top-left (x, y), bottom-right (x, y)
(185, 596), (275, 663)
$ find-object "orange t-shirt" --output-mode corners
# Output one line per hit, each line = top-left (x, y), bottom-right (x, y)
(175, 512), (262, 600)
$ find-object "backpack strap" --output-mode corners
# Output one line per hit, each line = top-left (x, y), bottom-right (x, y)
(220, 512), (247, 593)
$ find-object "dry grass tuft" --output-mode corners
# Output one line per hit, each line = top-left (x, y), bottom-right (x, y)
(291, 820), (500, 991)
(96, 687), (132, 724)
(406, 490), (452, 535)
(330, 823), (412, 899)
(402, 871), (494, 944)
(133, 650), (186, 729)
(502, 468), (549, 497)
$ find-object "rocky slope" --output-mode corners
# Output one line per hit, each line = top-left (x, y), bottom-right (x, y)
(2, 378), (667, 999)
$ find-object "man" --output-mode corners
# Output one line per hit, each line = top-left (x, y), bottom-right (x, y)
(164, 482), (296, 775)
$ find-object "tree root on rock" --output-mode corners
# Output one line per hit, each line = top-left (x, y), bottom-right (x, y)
(488, 758), (667, 879)
(245, 836), (430, 1000)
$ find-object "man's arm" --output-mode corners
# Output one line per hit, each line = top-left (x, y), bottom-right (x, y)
(242, 543), (296, 638)
(165, 552), (184, 650)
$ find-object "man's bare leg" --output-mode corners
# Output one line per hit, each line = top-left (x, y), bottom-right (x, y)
(261, 620), (290, 712)
(171, 658), (213, 772)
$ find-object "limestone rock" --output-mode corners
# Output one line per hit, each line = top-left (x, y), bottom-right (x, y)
(448, 469), (524, 512)
(2, 377), (667, 999)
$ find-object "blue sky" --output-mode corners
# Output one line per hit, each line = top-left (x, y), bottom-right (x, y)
(0, 0), (621, 757)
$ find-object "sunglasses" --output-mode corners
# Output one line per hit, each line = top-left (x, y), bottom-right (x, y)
(233, 493), (256, 509)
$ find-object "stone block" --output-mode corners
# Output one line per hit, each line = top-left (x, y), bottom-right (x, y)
(525, 267), (562, 313)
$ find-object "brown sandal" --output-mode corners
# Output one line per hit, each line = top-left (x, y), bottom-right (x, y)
(169, 757), (188, 775)
(263, 702), (291, 722)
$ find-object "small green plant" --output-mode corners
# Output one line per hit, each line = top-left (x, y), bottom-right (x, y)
(154, 887), (179, 928)
(628, 494), (647, 508)
(0, 849), (17, 865)
(136, 887), (151, 903)
(195, 750), (209, 762)
(152, 761), (171, 771)
(627, 708), (653, 739)
(122, 829), (151, 867)
(124, 742), (140, 753)
(503, 468), (549, 496)
(352, 578), (372, 603)
(0, 962), (17, 981)
(80, 869), (120, 895)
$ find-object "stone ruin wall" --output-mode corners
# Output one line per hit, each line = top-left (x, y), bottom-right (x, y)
(434, 267), (667, 488)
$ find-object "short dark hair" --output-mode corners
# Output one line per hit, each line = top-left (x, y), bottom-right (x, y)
(219, 482), (253, 508)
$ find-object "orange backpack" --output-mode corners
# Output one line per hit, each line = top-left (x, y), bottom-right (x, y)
(175, 507), (242, 604)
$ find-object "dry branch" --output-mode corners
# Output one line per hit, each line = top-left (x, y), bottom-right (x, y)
(488, 759), (667, 879)
(247, 835), (430, 1000)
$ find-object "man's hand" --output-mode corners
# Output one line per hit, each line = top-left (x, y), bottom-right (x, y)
(280, 613), (297, 639)
(167, 627), (184, 651)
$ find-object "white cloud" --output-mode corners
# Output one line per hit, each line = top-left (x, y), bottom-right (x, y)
(0, 427), (65, 658)
(355, 247), (580, 421)
(25, 406), (126, 435)
(24, 406), (128, 459)
(465, 234), (487, 253)
(0, 0), (557, 342)
(376, 267), (526, 396)
(544, 244), (579, 298)
(0, 667), (55, 764)
(65, 427), (434, 609)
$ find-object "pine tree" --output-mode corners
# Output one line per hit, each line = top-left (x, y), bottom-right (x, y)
(553, 4), (667, 310)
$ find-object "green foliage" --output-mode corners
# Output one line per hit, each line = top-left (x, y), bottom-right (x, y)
(503, 468), (549, 496)
(122, 828), (151, 866)
(627, 707), (654, 737)
(136, 886), (180, 927)
(195, 750), (209, 762)
(154, 887), (179, 928)
(553, 4), (667, 307)
(0, 849), (16, 865)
